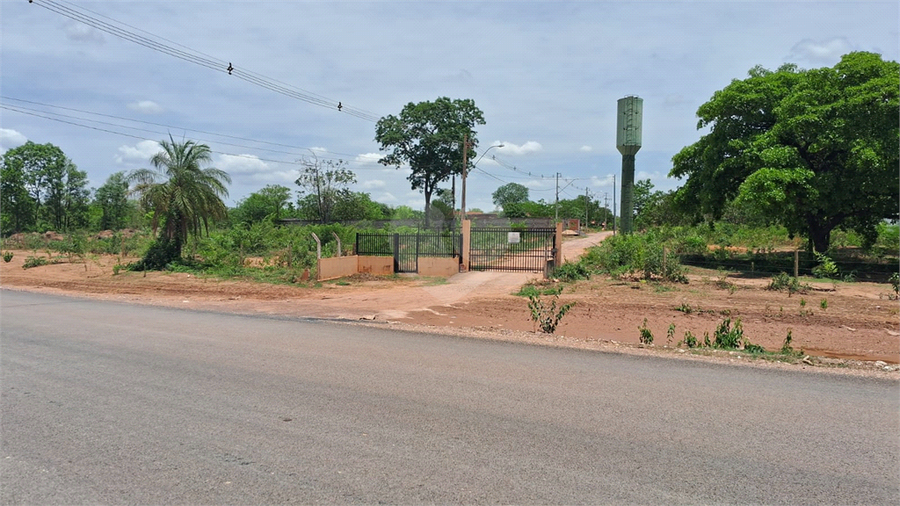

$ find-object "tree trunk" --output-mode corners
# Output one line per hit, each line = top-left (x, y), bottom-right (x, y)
(807, 217), (832, 253)
(423, 189), (432, 230)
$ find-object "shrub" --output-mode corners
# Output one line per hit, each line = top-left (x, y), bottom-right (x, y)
(811, 252), (839, 279)
(638, 318), (653, 344)
(23, 256), (49, 269)
(2, 251), (12, 263)
(583, 232), (686, 282)
(552, 261), (590, 282)
(767, 272), (809, 295)
(713, 318), (743, 349)
(528, 291), (575, 334)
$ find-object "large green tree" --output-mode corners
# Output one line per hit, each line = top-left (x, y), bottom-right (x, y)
(375, 97), (485, 228)
(232, 184), (293, 225)
(671, 52), (899, 252)
(92, 172), (135, 231)
(0, 141), (89, 234)
(492, 182), (530, 211)
(127, 137), (231, 261)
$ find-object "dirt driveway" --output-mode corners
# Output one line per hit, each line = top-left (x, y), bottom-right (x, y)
(1, 230), (898, 374)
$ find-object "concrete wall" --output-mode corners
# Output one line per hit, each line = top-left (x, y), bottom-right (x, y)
(417, 256), (460, 278)
(358, 256), (393, 276)
(317, 256), (359, 281)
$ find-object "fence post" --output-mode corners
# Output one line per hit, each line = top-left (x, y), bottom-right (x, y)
(393, 233), (400, 273)
(663, 247), (667, 278)
(461, 220), (471, 272)
(332, 232), (342, 257)
(794, 249), (799, 278)
(311, 232), (321, 259)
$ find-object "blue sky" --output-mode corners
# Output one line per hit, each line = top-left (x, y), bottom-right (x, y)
(1, 0), (897, 213)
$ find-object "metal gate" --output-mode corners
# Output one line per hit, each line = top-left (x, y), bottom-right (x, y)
(469, 227), (556, 272)
(356, 232), (461, 273)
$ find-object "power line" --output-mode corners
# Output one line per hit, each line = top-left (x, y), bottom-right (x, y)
(0, 96), (363, 161)
(30, 0), (381, 122)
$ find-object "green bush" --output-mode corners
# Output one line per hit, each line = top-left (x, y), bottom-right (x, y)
(582, 232), (686, 282)
(713, 318), (743, 349)
(811, 252), (839, 279)
(23, 256), (49, 269)
(552, 261), (590, 282)
(2, 251), (12, 263)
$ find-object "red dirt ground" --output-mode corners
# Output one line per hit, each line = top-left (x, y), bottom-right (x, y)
(2, 232), (898, 373)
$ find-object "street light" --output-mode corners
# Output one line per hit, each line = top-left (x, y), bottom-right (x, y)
(461, 142), (503, 221)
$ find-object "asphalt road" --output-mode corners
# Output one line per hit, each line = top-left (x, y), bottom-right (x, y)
(2, 289), (898, 505)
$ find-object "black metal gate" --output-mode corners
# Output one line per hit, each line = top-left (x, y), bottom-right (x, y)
(356, 232), (461, 274)
(469, 227), (556, 272)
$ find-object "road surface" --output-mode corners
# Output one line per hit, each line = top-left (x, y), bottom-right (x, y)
(2, 290), (898, 504)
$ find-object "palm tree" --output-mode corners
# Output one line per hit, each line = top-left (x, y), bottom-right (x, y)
(128, 136), (231, 261)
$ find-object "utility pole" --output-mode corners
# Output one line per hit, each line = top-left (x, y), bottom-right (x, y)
(584, 187), (590, 226)
(555, 172), (560, 222)
(461, 134), (469, 221)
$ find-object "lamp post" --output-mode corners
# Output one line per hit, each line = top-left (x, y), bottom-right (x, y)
(461, 140), (503, 221)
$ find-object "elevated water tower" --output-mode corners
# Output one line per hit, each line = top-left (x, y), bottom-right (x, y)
(616, 95), (643, 234)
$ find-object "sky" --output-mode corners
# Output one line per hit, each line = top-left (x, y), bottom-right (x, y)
(1, 0), (897, 214)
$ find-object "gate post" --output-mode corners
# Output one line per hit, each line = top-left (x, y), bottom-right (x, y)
(554, 222), (563, 267)
(392, 233), (400, 273)
(461, 219), (471, 272)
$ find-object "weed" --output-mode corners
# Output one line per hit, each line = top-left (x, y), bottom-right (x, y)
(820, 299), (828, 311)
(22, 256), (49, 269)
(743, 341), (766, 354)
(674, 302), (694, 314)
(800, 298), (807, 308)
(812, 252), (839, 279)
(781, 330), (796, 355)
(767, 272), (810, 295)
(112, 263), (123, 275)
(552, 262), (590, 282)
(681, 331), (699, 348)
(528, 292), (574, 334)
(890, 273), (899, 300)
(666, 323), (676, 345)
(638, 318), (654, 344)
(713, 318), (743, 349)
(2, 251), (12, 263)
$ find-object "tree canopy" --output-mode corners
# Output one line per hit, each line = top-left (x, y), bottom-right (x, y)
(492, 182), (530, 211)
(670, 52), (899, 252)
(1, 141), (89, 235)
(375, 97), (485, 228)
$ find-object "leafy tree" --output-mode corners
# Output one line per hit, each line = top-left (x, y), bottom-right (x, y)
(294, 158), (356, 224)
(492, 182), (530, 211)
(0, 148), (37, 234)
(390, 205), (421, 220)
(232, 184), (293, 225)
(127, 136), (231, 263)
(671, 52), (899, 252)
(375, 97), (485, 228)
(332, 191), (391, 221)
(0, 141), (89, 233)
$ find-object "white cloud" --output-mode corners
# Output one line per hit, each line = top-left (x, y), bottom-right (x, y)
(216, 154), (270, 174)
(361, 179), (386, 189)
(579, 145), (593, 152)
(65, 22), (104, 44)
(495, 141), (542, 156)
(354, 152), (385, 167)
(789, 37), (856, 64)
(115, 140), (160, 163)
(127, 100), (163, 114)
(0, 128), (28, 151)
